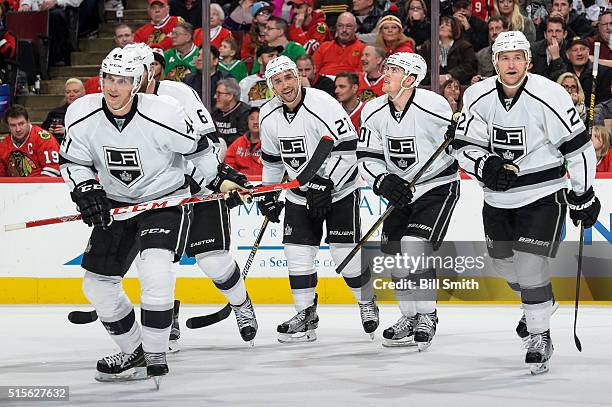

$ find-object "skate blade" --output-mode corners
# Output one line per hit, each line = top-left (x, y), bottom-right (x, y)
(278, 330), (317, 344)
(248, 340), (254, 347)
(152, 375), (162, 390)
(95, 366), (148, 382)
(368, 333), (375, 340)
(529, 361), (550, 375)
(382, 337), (417, 348)
(168, 340), (180, 354)
(417, 341), (433, 352)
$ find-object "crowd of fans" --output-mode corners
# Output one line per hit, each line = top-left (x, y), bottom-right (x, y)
(1, 0), (611, 178)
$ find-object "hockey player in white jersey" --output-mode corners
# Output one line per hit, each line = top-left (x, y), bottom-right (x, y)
(125, 43), (258, 348)
(258, 56), (379, 343)
(357, 53), (460, 350)
(453, 31), (600, 375)
(59, 48), (249, 385)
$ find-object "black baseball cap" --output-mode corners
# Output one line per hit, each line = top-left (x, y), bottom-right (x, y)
(256, 44), (284, 58)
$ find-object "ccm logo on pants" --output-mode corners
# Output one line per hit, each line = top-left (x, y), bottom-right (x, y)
(141, 228), (171, 236)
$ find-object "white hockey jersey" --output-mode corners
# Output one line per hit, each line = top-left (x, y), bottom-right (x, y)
(260, 88), (360, 205)
(454, 74), (596, 208)
(60, 93), (208, 203)
(153, 80), (221, 191)
(357, 89), (459, 201)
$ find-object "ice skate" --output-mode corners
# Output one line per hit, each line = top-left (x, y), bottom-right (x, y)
(231, 296), (258, 346)
(95, 344), (147, 382)
(516, 300), (558, 347)
(168, 300), (180, 354)
(358, 296), (379, 339)
(526, 330), (553, 375)
(414, 310), (438, 351)
(145, 352), (168, 390)
(277, 294), (319, 343)
(382, 315), (418, 347)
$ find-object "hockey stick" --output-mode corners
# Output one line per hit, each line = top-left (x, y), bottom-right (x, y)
(572, 41), (600, 351)
(185, 175), (289, 329)
(66, 137), (334, 325)
(335, 117), (460, 274)
(6, 137), (333, 232)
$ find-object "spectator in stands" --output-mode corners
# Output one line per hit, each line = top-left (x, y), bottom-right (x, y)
(375, 15), (415, 55)
(213, 78), (250, 148)
(226, 0), (255, 31)
(334, 72), (363, 132)
(594, 82), (611, 128)
(472, 16), (509, 83)
(240, 44), (281, 107)
(452, 0), (488, 53)
(241, 1), (273, 69)
(351, 0), (383, 35)
(114, 23), (134, 48)
(587, 10), (611, 62)
(194, 2), (232, 48)
(471, 0), (495, 21)
(549, 0), (594, 39)
(592, 125), (612, 172)
(531, 16), (569, 81)
(219, 37), (248, 82)
(357, 44), (385, 102)
(420, 16), (478, 85)
(494, 0), (536, 42)
(152, 47), (166, 81)
(41, 78), (84, 144)
(0, 105), (60, 177)
(557, 72), (587, 121)
(287, 0), (331, 54)
(0, 5), (16, 63)
(441, 77), (462, 113)
(296, 53), (336, 96)
(566, 36), (612, 105)
(402, 0), (430, 49)
(312, 12), (364, 76)
(169, 0), (202, 28)
(164, 21), (198, 81)
(134, 0), (183, 50)
(316, 0), (351, 28)
(18, 0), (81, 66)
(251, 16), (306, 73)
(224, 106), (263, 176)
(183, 46), (230, 109)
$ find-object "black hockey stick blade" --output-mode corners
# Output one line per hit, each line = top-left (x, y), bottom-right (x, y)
(295, 136), (334, 186)
(573, 224), (585, 352)
(186, 304), (231, 329)
(68, 310), (98, 324)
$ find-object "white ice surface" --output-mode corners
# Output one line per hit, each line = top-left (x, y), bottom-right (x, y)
(0, 305), (610, 407)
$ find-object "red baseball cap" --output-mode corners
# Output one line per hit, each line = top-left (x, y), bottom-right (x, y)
(148, 0), (168, 5)
(288, 0), (313, 6)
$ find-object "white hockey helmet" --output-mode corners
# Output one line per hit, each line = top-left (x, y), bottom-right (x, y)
(99, 47), (144, 95)
(384, 52), (427, 88)
(265, 55), (299, 90)
(124, 43), (155, 75)
(491, 31), (531, 67)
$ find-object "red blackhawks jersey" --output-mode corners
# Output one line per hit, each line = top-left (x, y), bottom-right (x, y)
(357, 73), (384, 103)
(134, 15), (184, 50)
(347, 100), (365, 134)
(0, 125), (60, 177)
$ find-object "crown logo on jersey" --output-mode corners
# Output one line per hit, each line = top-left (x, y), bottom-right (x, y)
(285, 224), (293, 236)
(120, 171), (133, 182)
(397, 158), (408, 168)
(290, 157), (300, 168)
(485, 235), (493, 249)
(502, 150), (515, 160)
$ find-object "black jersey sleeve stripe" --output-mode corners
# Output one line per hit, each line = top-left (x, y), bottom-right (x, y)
(62, 138), (73, 155)
(413, 102), (452, 123)
(303, 105), (338, 140)
(59, 151), (94, 168)
(507, 164), (566, 189)
(65, 108), (103, 134)
(137, 111), (196, 141)
(183, 136), (211, 157)
(453, 137), (490, 151)
(524, 89), (572, 133)
(357, 150), (385, 161)
(362, 102), (387, 124)
(259, 105), (283, 126)
(582, 152), (587, 192)
(327, 156), (342, 177)
(360, 161), (382, 179)
(467, 87), (496, 111)
(557, 129), (590, 157)
(336, 167), (358, 186)
(332, 139), (358, 152)
(261, 151), (282, 163)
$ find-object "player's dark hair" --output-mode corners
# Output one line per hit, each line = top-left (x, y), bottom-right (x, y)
(335, 72), (359, 86)
(5, 104), (29, 123)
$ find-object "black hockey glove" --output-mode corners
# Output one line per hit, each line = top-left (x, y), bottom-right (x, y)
(257, 192), (285, 223)
(70, 179), (112, 229)
(567, 187), (601, 228)
(207, 163), (253, 208)
(305, 175), (334, 219)
(373, 173), (413, 208)
(475, 155), (519, 191)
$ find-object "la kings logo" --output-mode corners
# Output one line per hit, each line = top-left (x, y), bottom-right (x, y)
(104, 147), (144, 187)
(280, 137), (308, 171)
(387, 136), (418, 171)
(491, 126), (526, 162)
